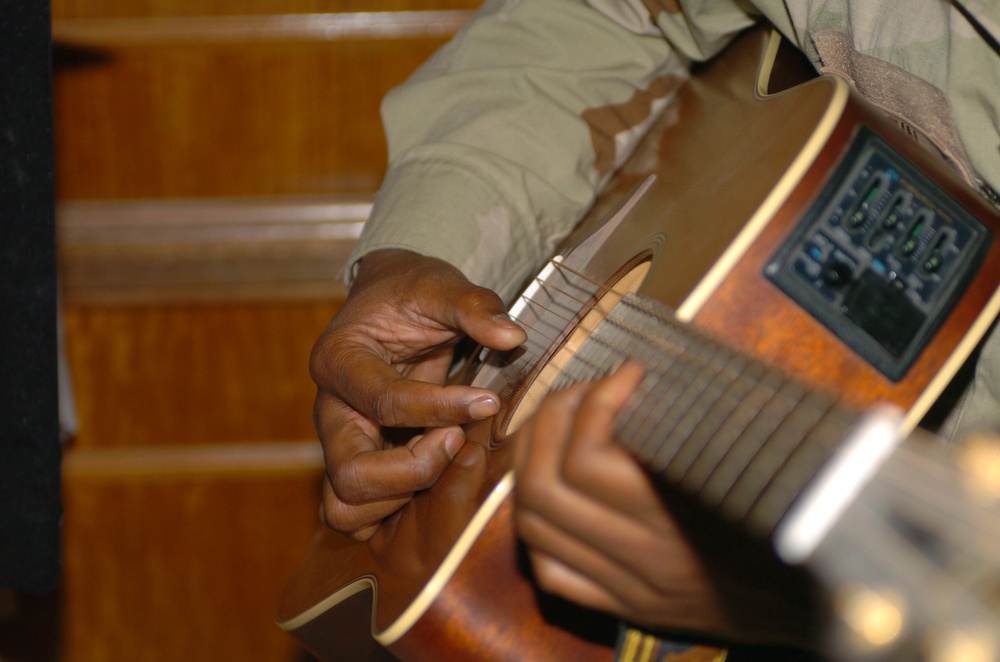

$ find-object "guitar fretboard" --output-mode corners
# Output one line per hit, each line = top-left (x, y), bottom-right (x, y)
(553, 293), (861, 538)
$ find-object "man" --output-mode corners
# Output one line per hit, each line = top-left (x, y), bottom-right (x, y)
(310, 0), (1000, 650)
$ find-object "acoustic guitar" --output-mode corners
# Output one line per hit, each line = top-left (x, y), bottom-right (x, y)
(278, 27), (1000, 661)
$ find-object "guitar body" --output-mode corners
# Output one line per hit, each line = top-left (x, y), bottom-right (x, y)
(277, 28), (1000, 661)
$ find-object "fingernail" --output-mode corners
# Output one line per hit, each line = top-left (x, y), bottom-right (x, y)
(492, 313), (519, 329)
(444, 430), (465, 458)
(468, 395), (500, 419)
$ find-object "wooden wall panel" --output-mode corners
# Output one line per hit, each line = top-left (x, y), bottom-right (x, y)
(58, 300), (340, 660)
(53, 35), (452, 199)
(57, 195), (368, 305)
(63, 301), (341, 449)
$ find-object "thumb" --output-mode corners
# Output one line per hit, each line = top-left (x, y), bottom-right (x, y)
(440, 284), (527, 352)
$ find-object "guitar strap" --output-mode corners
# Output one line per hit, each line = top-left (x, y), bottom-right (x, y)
(950, 0), (1000, 210)
(614, 624), (727, 662)
(614, 623), (825, 662)
(952, 1), (1000, 58)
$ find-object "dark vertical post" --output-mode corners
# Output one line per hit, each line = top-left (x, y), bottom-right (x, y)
(0, 0), (61, 593)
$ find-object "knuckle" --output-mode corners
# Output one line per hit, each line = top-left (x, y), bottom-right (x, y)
(322, 507), (369, 539)
(308, 343), (329, 386)
(562, 450), (590, 482)
(410, 460), (440, 487)
(320, 492), (356, 533)
(639, 569), (672, 597)
(530, 556), (567, 597)
(371, 389), (400, 427)
(405, 445), (447, 487)
(534, 385), (584, 425)
(456, 286), (497, 313)
(308, 326), (343, 382)
(309, 332), (353, 389)
(321, 479), (379, 537)
(540, 386), (575, 413)
(330, 460), (367, 502)
(320, 504), (346, 532)
(632, 554), (677, 597)
(512, 507), (543, 541)
(583, 379), (617, 410)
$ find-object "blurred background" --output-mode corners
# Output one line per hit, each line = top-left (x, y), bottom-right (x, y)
(1, 1), (479, 659)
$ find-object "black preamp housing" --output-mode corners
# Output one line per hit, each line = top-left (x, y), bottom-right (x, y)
(765, 128), (993, 381)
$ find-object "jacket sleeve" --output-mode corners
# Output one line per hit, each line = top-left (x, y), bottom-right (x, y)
(348, 0), (753, 301)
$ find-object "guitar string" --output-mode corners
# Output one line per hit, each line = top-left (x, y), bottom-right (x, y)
(496, 274), (924, 552)
(542, 314), (1000, 585)
(488, 256), (662, 370)
(475, 261), (608, 373)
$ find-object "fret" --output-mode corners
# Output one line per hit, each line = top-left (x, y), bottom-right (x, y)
(644, 339), (731, 470)
(696, 376), (804, 523)
(749, 398), (856, 532)
(610, 303), (708, 462)
(719, 387), (834, 528)
(653, 344), (742, 476)
(666, 353), (760, 486)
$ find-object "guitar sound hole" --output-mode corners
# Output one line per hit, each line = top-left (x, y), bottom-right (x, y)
(501, 257), (652, 437)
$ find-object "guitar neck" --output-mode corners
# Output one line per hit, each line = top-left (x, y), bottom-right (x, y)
(556, 291), (860, 539)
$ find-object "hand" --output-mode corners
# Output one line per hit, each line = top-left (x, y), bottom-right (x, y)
(512, 363), (818, 647)
(311, 249), (526, 540)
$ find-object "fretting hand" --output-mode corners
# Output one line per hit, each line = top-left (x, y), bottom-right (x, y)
(512, 363), (819, 648)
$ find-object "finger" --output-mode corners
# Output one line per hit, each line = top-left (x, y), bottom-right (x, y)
(518, 460), (703, 593)
(316, 340), (501, 428)
(517, 507), (637, 613)
(513, 379), (652, 575)
(318, 424), (468, 538)
(566, 440), (677, 534)
(527, 551), (624, 616)
(513, 363), (642, 516)
(560, 362), (671, 522)
(518, 508), (723, 632)
(327, 424), (467, 502)
(351, 249), (525, 353)
(513, 366), (707, 594)
(368, 440), (490, 556)
(566, 361), (645, 455)
(512, 382), (589, 498)
(320, 476), (412, 541)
